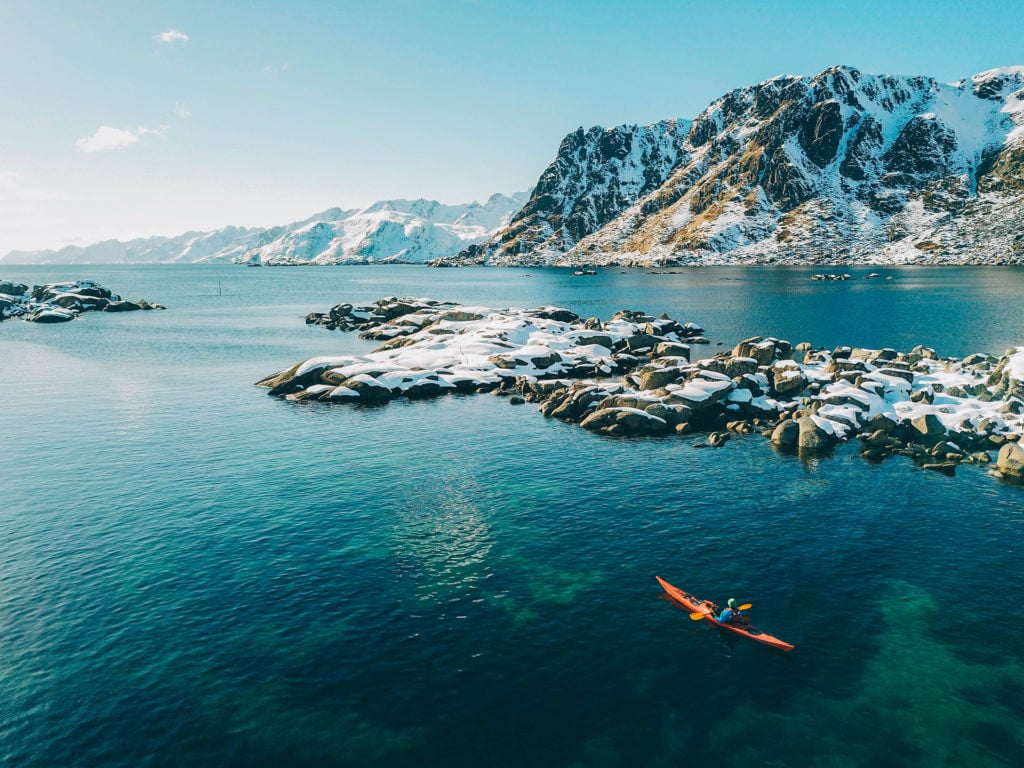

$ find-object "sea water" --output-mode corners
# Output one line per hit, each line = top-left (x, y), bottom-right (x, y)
(2, 264), (1023, 767)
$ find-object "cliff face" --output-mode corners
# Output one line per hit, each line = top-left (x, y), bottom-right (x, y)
(462, 66), (1024, 266)
(459, 120), (690, 264)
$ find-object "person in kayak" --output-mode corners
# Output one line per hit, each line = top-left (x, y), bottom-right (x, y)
(717, 598), (743, 624)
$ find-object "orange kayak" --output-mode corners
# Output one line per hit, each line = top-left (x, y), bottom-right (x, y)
(656, 575), (795, 652)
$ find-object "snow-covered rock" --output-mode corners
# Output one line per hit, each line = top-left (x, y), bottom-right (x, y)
(0, 279), (165, 322)
(263, 299), (1024, 483)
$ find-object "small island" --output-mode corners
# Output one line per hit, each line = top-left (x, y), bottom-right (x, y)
(0, 280), (166, 323)
(259, 296), (1024, 485)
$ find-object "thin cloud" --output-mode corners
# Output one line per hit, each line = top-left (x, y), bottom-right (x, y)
(155, 29), (190, 45)
(0, 171), (67, 203)
(174, 102), (191, 119)
(137, 125), (169, 138)
(75, 125), (168, 153)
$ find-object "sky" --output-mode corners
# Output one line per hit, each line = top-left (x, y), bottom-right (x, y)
(1, 0), (1022, 254)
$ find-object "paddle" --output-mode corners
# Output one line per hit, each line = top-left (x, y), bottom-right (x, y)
(689, 603), (752, 620)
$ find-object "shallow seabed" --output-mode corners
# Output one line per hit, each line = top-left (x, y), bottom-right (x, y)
(2, 264), (1023, 767)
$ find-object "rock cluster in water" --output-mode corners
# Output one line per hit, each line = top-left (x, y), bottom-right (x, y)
(259, 297), (1024, 485)
(0, 280), (166, 323)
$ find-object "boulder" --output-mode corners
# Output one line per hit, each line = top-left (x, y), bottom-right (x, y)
(488, 354), (523, 370)
(545, 386), (606, 421)
(638, 366), (684, 391)
(859, 429), (892, 448)
(438, 310), (485, 322)
(770, 421), (798, 450)
(922, 462), (957, 476)
(529, 351), (563, 369)
(652, 341), (690, 360)
(863, 413), (899, 434)
(723, 357), (759, 377)
(341, 374), (394, 403)
(579, 407), (669, 436)
(797, 416), (837, 452)
(875, 367), (915, 383)
(907, 414), (947, 446)
(769, 364), (808, 397)
(329, 303), (353, 322)
(257, 359), (336, 396)
(732, 337), (786, 365)
(624, 333), (663, 353)
(733, 374), (765, 397)
(996, 442), (1024, 482)
(28, 308), (75, 323)
(104, 300), (142, 312)
(403, 380), (448, 399)
(50, 294), (85, 311)
(708, 431), (730, 447)
(531, 307), (580, 323)
(0, 280), (28, 296)
(374, 299), (424, 321)
(576, 334), (614, 349)
(825, 359), (869, 375)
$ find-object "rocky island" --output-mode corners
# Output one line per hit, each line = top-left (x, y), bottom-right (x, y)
(259, 296), (1024, 485)
(0, 280), (165, 323)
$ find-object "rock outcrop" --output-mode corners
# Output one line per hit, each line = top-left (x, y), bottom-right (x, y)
(0, 280), (165, 322)
(261, 297), (1024, 485)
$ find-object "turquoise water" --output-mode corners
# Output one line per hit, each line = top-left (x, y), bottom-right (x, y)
(2, 265), (1023, 767)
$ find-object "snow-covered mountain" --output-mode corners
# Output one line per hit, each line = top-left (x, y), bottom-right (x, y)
(2, 227), (257, 265)
(454, 66), (1024, 266)
(2, 192), (531, 265)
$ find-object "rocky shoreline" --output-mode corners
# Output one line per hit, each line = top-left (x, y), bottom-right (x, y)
(0, 280), (165, 323)
(259, 296), (1024, 485)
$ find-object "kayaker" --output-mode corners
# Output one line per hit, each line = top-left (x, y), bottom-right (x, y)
(718, 598), (743, 624)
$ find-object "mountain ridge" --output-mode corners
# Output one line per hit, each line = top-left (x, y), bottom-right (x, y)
(450, 65), (1024, 266)
(2, 192), (531, 265)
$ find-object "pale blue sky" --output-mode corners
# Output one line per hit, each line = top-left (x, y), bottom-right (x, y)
(1, 0), (1021, 253)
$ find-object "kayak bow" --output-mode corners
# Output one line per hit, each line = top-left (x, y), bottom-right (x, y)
(656, 575), (794, 652)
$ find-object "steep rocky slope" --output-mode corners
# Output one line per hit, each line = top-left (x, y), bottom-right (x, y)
(458, 66), (1024, 266)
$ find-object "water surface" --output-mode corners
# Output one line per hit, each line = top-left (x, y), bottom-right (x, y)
(2, 265), (1022, 767)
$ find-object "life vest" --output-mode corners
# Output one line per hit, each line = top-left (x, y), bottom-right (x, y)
(718, 607), (742, 623)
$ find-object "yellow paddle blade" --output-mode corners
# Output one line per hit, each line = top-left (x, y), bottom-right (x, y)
(738, 603), (752, 611)
(689, 612), (707, 620)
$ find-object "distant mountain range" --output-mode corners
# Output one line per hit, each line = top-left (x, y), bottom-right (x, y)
(453, 65), (1024, 266)
(2, 193), (531, 265)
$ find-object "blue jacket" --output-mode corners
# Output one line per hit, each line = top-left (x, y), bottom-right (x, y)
(718, 608), (742, 623)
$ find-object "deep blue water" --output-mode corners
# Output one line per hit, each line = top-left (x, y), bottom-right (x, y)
(2, 264), (1023, 767)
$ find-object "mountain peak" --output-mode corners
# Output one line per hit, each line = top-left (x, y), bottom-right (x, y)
(2, 194), (529, 265)
(457, 64), (1024, 267)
